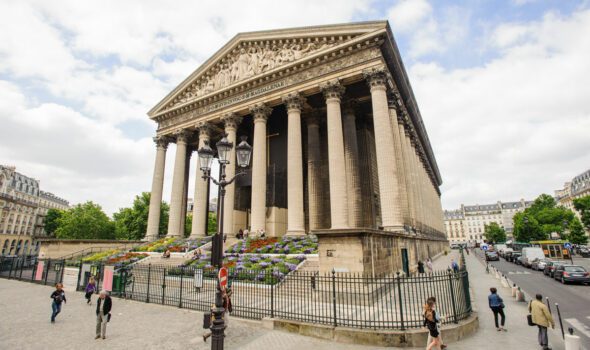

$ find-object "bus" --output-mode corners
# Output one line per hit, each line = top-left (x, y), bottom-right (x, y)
(530, 240), (571, 259)
(506, 241), (531, 252)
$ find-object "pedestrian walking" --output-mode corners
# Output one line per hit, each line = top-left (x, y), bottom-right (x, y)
(95, 290), (112, 340)
(426, 296), (447, 349)
(451, 259), (459, 273)
(50, 283), (67, 323)
(426, 258), (433, 273)
(417, 260), (425, 274)
(529, 294), (554, 350)
(488, 287), (506, 331)
(423, 299), (444, 350)
(85, 276), (96, 305)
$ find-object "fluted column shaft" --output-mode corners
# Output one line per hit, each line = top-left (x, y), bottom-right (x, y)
(146, 137), (169, 241)
(306, 114), (322, 230)
(389, 103), (410, 227)
(191, 123), (211, 238)
(365, 69), (403, 230)
(400, 124), (417, 228)
(221, 114), (242, 237)
(167, 130), (191, 237)
(250, 103), (272, 233)
(321, 80), (349, 229)
(283, 93), (305, 235)
(342, 102), (362, 228)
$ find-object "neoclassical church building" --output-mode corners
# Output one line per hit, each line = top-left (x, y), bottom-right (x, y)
(145, 21), (447, 274)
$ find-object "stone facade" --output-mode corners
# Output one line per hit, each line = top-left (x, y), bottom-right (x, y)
(0, 165), (69, 256)
(555, 168), (590, 235)
(145, 21), (447, 272)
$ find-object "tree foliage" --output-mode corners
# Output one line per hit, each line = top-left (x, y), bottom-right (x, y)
(573, 195), (590, 232)
(55, 201), (115, 240)
(513, 194), (577, 242)
(44, 209), (64, 236)
(567, 218), (588, 245)
(113, 192), (169, 240)
(484, 222), (506, 244)
(208, 212), (217, 235)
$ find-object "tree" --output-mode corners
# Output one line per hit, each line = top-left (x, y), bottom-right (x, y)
(184, 214), (192, 238)
(113, 192), (170, 240)
(512, 193), (577, 241)
(44, 209), (64, 236)
(573, 195), (590, 232)
(513, 212), (545, 242)
(55, 201), (115, 240)
(484, 222), (507, 244)
(208, 212), (217, 235)
(567, 218), (588, 245)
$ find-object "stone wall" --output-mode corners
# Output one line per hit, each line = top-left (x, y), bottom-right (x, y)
(38, 239), (141, 259)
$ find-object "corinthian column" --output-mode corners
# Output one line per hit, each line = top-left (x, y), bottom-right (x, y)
(190, 122), (211, 238)
(306, 113), (322, 230)
(249, 103), (272, 233)
(283, 92), (306, 235)
(320, 80), (349, 229)
(364, 67), (403, 231)
(221, 113), (243, 237)
(167, 130), (191, 237)
(342, 101), (362, 228)
(389, 96), (409, 227)
(146, 137), (169, 240)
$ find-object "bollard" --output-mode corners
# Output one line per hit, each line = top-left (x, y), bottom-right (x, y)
(496, 271), (501, 279)
(565, 328), (580, 350)
(501, 275), (509, 288)
(511, 284), (517, 297)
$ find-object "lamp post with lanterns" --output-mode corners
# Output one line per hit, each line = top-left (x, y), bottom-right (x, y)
(198, 134), (252, 350)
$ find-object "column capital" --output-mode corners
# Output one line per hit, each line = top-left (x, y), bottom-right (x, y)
(320, 79), (345, 101)
(174, 129), (191, 144)
(153, 136), (171, 149)
(221, 112), (243, 130)
(342, 99), (358, 116)
(305, 112), (320, 127)
(196, 121), (212, 139)
(282, 92), (306, 112)
(363, 66), (388, 91)
(249, 102), (272, 122)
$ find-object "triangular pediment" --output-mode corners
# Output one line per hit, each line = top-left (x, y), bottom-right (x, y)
(148, 21), (388, 117)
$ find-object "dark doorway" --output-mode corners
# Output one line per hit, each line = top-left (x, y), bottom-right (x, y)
(401, 248), (409, 275)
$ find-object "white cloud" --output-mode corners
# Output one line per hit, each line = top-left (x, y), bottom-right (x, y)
(409, 9), (590, 208)
(387, 0), (432, 32)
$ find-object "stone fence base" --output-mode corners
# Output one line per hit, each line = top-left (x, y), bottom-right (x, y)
(262, 312), (479, 348)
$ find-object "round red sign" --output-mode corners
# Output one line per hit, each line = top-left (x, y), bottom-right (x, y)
(218, 267), (228, 289)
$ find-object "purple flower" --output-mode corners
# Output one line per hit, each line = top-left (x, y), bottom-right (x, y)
(285, 263), (297, 271)
(272, 270), (284, 279)
(259, 262), (270, 268)
(271, 258), (282, 264)
(228, 256), (236, 261)
(303, 248), (314, 254)
(236, 264), (245, 270)
(249, 256), (260, 263)
(256, 272), (266, 281)
(295, 255), (306, 262)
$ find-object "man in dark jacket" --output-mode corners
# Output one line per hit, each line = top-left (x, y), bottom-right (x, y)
(95, 290), (112, 339)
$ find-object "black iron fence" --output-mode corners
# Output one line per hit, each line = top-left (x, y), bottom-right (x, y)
(0, 256), (65, 286)
(77, 262), (472, 330)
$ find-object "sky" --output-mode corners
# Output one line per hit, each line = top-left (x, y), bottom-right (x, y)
(1, 0), (589, 215)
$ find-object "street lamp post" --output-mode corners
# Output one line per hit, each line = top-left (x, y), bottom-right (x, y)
(198, 135), (252, 350)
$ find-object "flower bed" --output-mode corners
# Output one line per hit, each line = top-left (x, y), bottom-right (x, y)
(132, 237), (211, 253)
(226, 235), (318, 255)
(80, 250), (148, 268)
(171, 253), (307, 284)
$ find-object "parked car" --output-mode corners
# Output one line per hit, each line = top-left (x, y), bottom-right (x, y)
(531, 258), (551, 271)
(450, 244), (460, 250)
(521, 247), (546, 268)
(485, 251), (500, 261)
(516, 255), (525, 265)
(511, 252), (522, 264)
(576, 246), (590, 258)
(499, 248), (513, 258)
(544, 261), (568, 278)
(503, 251), (514, 261)
(553, 265), (590, 284)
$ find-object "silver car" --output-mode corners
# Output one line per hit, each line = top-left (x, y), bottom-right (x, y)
(531, 258), (551, 271)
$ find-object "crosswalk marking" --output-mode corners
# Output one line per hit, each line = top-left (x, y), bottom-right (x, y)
(565, 318), (590, 339)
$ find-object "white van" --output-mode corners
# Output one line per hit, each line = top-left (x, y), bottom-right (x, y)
(521, 247), (546, 268)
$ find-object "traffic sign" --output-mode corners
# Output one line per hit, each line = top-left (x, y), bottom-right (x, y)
(218, 267), (228, 290)
(564, 242), (572, 249)
(482, 245), (488, 251)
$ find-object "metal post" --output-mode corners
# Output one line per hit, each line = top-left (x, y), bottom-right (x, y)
(211, 163), (227, 350)
(331, 269), (337, 327)
(146, 264), (151, 303)
(161, 266), (167, 305)
(546, 297), (552, 314)
(569, 248), (574, 265)
(448, 269), (458, 323)
(179, 266), (184, 308)
(270, 269), (275, 318)
(397, 271), (405, 330)
(556, 303), (565, 340)
(44, 260), (50, 285)
(8, 257), (14, 279)
(76, 263), (83, 292)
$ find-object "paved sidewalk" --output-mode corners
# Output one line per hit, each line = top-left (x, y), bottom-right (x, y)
(0, 252), (569, 350)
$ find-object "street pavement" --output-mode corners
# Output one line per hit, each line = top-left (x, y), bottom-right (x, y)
(0, 251), (580, 350)
(481, 249), (590, 349)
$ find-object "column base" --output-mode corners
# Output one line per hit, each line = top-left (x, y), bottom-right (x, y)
(189, 234), (206, 239)
(286, 230), (306, 236)
(143, 234), (158, 242)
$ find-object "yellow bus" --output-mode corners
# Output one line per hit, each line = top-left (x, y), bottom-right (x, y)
(530, 240), (571, 259)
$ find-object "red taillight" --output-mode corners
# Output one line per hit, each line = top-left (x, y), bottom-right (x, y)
(584, 273), (589, 277)
(563, 272), (570, 277)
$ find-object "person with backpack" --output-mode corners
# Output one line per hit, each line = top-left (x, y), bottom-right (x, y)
(529, 294), (554, 350)
(488, 287), (507, 331)
(451, 259), (459, 273)
(50, 283), (67, 323)
(85, 276), (96, 305)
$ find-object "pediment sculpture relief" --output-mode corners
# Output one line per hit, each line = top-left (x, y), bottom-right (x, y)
(170, 37), (352, 108)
